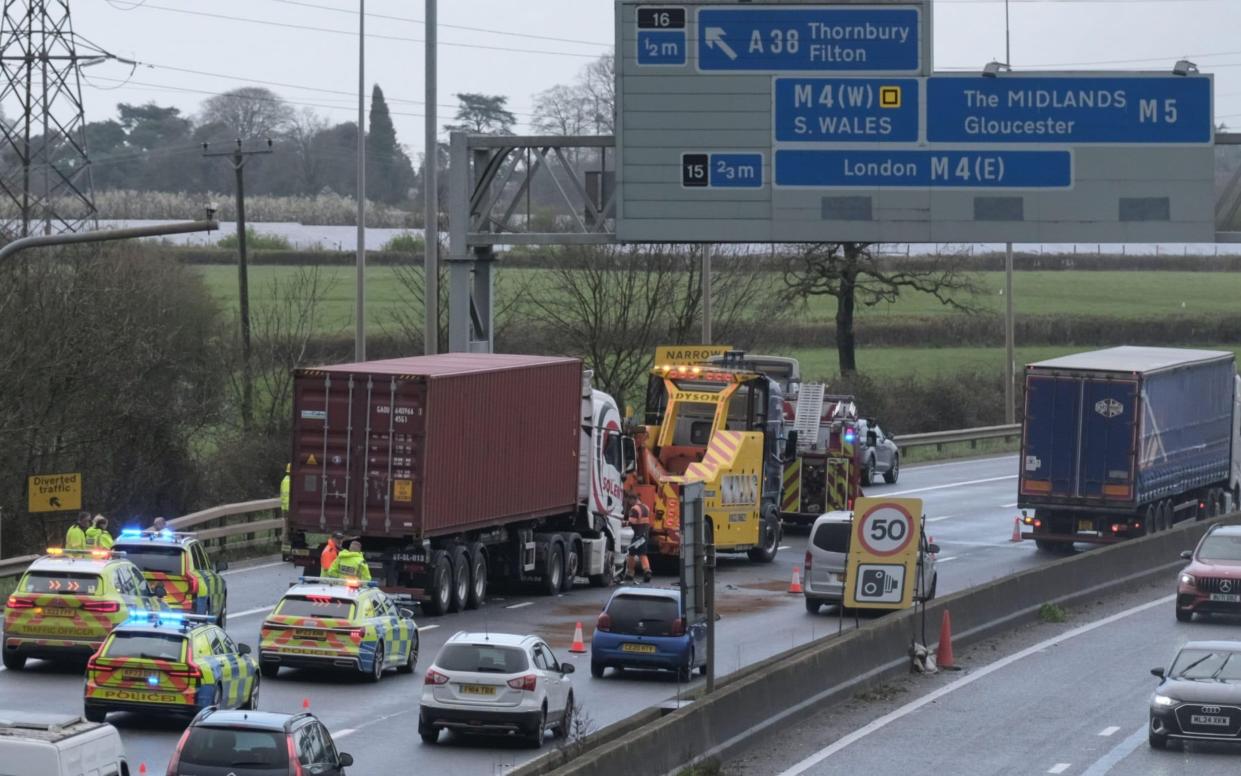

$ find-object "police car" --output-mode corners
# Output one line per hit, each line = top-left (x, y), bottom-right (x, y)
(113, 529), (228, 626)
(259, 577), (419, 682)
(84, 611), (259, 723)
(3, 548), (167, 670)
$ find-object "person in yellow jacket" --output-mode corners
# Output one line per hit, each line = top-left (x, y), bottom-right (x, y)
(280, 463), (291, 514)
(66, 512), (90, 549)
(326, 541), (371, 582)
(85, 515), (114, 549)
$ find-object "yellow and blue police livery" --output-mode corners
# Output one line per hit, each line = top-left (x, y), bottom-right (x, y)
(84, 611), (259, 723)
(259, 577), (419, 682)
(113, 528), (228, 626)
(3, 548), (166, 670)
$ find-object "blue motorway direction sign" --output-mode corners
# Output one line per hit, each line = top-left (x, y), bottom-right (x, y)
(697, 7), (920, 73)
(775, 149), (1072, 188)
(638, 30), (687, 66)
(775, 78), (919, 142)
(927, 76), (1212, 144)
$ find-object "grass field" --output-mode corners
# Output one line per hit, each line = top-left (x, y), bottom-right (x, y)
(195, 266), (1241, 329)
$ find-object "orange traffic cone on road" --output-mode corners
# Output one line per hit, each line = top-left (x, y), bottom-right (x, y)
(138, 765), (147, 775)
(302, 697), (311, 710)
(1010, 517), (1022, 542)
(788, 565), (804, 594)
(569, 621), (587, 654)
(936, 610), (957, 670)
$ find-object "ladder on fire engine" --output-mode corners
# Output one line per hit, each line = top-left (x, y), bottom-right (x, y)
(793, 383), (827, 452)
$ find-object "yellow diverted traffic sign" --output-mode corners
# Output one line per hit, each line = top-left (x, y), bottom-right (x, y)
(844, 497), (923, 611)
(654, 344), (732, 366)
(28, 473), (82, 513)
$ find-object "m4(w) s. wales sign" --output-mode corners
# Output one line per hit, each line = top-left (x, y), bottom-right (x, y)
(775, 78), (919, 142)
(927, 75), (1213, 144)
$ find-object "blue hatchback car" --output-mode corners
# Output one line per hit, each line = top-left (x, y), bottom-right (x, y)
(590, 587), (706, 681)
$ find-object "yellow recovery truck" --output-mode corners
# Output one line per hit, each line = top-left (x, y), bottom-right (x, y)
(633, 352), (788, 563)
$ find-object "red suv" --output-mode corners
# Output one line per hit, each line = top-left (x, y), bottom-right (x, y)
(1176, 525), (1241, 622)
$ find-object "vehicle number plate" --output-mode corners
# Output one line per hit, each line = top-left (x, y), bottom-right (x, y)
(621, 643), (657, 654)
(42, 607), (74, 617)
(459, 684), (496, 696)
(294, 629), (322, 639)
(1209, 593), (1241, 603)
(1077, 520), (1093, 532)
(123, 669), (153, 680)
(1191, 714), (1230, 727)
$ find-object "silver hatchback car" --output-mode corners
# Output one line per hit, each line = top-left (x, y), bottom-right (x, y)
(804, 511), (939, 614)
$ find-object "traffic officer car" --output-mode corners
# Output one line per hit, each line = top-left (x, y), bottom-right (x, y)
(419, 632), (575, 748)
(84, 611), (259, 723)
(114, 528), (228, 626)
(1149, 640), (1241, 749)
(259, 577), (418, 681)
(3, 548), (167, 670)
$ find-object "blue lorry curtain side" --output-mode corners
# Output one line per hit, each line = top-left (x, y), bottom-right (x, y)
(1137, 358), (1235, 504)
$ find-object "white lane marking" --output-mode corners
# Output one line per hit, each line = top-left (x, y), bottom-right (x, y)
(937, 556), (958, 563)
(1080, 725), (1145, 776)
(506, 601), (533, 610)
(774, 594), (1173, 776)
(927, 515), (956, 523)
(221, 560), (287, 576)
(335, 728), (358, 739)
(1001, 502), (1019, 508)
(779, 545), (791, 551)
(1048, 764), (1071, 775)
(231, 605), (274, 619)
(885, 475), (1017, 497)
(418, 624), (440, 633)
(1098, 726), (1120, 737)
(937, 540), (1026, 549)
(906, 454), (1017, 474)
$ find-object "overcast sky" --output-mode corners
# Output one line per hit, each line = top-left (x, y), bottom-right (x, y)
(55, 0), (1241, 154)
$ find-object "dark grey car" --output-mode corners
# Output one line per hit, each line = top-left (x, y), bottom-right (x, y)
(1149, 640), (1241, 749)
(167, 709), (354, 775)
(858, 420), (900, 486)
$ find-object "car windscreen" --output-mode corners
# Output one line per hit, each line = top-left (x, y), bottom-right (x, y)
(435, 643), (529, 673)
(1170, 649), (1241, 680)
(114, 545), (185, 574)
(105, 632), (185, 660)
(277, 596), (355, 620)
(812, 522), (851, 554)
(180, 727), (289, 769)
(1197, 534), (1241, 561)
(20, 571), (101, 595)
(605, 594), (681, 636)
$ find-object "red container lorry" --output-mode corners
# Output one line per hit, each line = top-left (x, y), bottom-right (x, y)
(282, 354), (633, 614)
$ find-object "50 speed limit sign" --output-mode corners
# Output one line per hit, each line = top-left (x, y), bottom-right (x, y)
(845, 497), (925, 610)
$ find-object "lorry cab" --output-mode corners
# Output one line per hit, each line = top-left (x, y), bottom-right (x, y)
(639, 351), (785, 562)
(0, 711), (128, 776)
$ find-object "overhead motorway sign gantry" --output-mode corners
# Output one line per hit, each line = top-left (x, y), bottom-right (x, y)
(615, 0), (1217, 243)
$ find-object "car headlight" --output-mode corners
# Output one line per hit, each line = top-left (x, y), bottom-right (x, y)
(1153, 694), (1178, 707)
(1180, 573), (1196, 586)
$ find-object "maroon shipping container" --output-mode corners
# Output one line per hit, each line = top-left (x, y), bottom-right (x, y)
(290, 354), (583, 540)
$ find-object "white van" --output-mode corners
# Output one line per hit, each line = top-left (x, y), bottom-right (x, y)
(0, 711), (128, 776)
(804, 511), (939, 613)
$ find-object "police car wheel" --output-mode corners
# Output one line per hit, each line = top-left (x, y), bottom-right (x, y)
(397, 635), (417, 674)
(216, 607), (227, 629)
(368, 642), (385, 682)
(84, 704), (106, 723)
(242, 678), (259, 710)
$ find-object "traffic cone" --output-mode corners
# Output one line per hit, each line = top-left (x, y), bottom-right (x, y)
(569, 622), (587, 654)
(936, 610), (957, 670)
(1010, 517), (1022, 542)
(302, 697), (310, 710)
(788, 565), (804, 594)
(138, 765), (146, 775)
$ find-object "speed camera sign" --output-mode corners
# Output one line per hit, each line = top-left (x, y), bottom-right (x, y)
(856, 503), (917, 557)
(845, 497), (925, 611)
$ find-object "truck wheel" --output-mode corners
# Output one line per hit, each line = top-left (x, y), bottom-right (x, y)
(542, 543), (564, 596)
(466, 543), (487, 610)
(1160, 500), (1174, 531)
(747, 510), (780, 563)
(883, 455), (900, 484)
(562, 539), (580, 593)
(448, 546), (469, 613)
(1143, 505), (1157, 536)
(588, 549), (615, 588)
(426, 551), (452, 616)
(1034, 539), (1057, 553)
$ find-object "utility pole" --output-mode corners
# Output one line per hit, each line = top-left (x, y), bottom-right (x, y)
(424, 0), (439, 354)
(1003, 0), (1016, 425)
(204, 139), (274, 432)
(356, 0), (367, 362)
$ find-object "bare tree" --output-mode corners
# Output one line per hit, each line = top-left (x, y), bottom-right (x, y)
(530, 84), (591, 136)
(782, 243), (982, 374)
(284, 108), (330, 193)
(201, 87), (295, 140)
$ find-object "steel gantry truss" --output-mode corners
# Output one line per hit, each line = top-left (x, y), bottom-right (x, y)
(0, 0), (105, 238)
(447, 131), (617, 352)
